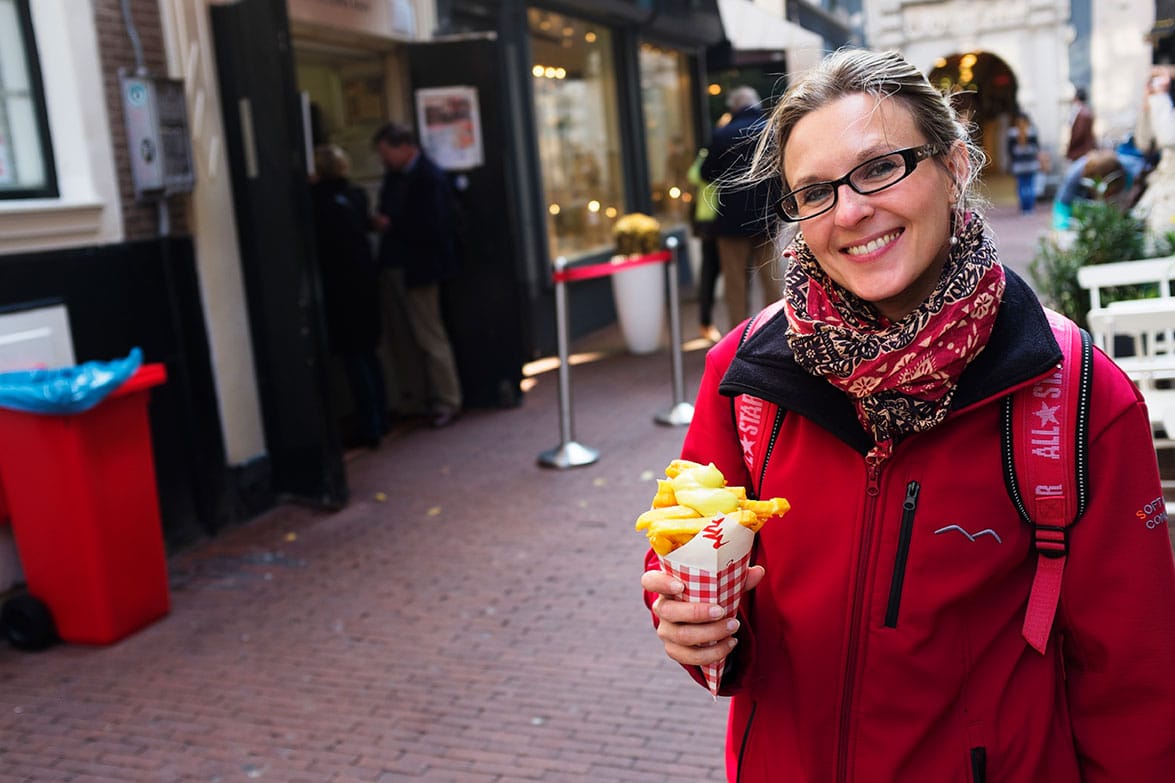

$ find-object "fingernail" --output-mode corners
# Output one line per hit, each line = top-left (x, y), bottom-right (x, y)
(726, 619), (739, 633)
(708, 605), (725, 619)
(670, 580), (684, 593)
(727, 637), (739, 649)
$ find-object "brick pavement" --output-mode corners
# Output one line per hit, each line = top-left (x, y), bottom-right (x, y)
(0, 330), (728, 782)
(3, 198), (1171, 782)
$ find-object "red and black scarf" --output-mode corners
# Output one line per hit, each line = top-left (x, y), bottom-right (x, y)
(783, 214), (1005, 465)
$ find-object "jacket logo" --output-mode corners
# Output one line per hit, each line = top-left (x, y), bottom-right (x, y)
(736, 395), (765, 474)
(934, 525), (1003, 544)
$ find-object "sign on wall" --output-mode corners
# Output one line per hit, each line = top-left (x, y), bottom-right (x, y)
(288, 0), (416, 38)
(414, 86), (484, 171)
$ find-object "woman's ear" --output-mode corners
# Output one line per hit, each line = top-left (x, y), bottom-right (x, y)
(944, 140), (970, 204)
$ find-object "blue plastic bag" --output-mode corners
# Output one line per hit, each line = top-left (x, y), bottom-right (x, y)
(0, 348), (143, 415)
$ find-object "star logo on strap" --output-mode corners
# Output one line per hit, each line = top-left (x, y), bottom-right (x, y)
(740, 434), (756, 460)
(1034, 401), (1061, 427)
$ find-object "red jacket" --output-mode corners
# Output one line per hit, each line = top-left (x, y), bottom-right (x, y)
(647, 271), (1175, 781)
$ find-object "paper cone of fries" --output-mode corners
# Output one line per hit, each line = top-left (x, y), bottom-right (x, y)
(657, 513), (755, 697)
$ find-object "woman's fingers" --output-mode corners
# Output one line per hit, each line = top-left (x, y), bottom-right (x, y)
(644, 564), (766, 665)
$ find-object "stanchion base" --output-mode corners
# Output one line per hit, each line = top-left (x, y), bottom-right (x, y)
(655, 402), (695, 427)
(537, 441), (600, 469)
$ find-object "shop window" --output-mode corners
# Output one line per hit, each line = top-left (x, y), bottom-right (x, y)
(529, 9), (625, 262)
(639, 43), (695, 231)
(0, 0), (57, 199)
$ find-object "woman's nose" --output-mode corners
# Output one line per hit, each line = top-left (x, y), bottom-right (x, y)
(832, 184), (873, 225)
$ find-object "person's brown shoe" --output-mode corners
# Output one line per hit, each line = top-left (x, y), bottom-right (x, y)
(700, 324), (722, 343)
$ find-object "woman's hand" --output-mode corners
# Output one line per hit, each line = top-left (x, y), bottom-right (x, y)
(641, 565), (765, 666)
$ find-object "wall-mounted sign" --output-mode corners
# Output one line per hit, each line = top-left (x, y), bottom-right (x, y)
(414, 86), (484, 171)
(288, 0), (416, 38)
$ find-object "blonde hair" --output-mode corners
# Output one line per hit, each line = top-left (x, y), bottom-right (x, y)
(748, 48), (987, 224)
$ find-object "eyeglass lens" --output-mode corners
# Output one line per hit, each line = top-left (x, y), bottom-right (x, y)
(781, 149), (921, 220)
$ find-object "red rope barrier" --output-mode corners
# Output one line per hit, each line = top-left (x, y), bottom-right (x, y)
(551, 250), (672, 284)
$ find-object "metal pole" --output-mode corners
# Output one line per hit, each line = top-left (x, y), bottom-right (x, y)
(656, 236), (695, 426)
(538, 257), (599, 468)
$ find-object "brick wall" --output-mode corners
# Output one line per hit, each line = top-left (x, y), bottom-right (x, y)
(91, 0), (189, 240)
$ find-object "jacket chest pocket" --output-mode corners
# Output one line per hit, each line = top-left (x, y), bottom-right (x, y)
(880, 477), (1026, 630)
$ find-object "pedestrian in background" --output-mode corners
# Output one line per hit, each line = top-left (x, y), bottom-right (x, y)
(700, 86), (779, 328)
(372, 122), (463, 429)
(1006, 110), (1041, 214)
(309, 145), (388, 448)
(1134, 65), (1175, 245)
(688, 147), (723, 343)
(642, 48), (1175, 781)
(1065, 86), (1095, 162)
(1051, 149), (1132, 231)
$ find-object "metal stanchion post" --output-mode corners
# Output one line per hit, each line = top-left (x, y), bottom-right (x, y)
(538, 256), (600, 468)
(656, 236), (695, 426)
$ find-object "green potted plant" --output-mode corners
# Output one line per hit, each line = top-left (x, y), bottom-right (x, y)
(1029, 201), (1164, 330)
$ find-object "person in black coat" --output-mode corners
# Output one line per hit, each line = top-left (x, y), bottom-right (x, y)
(310, 145), (389, 448)
(372, 122), (462, 428)
(700, 86), (780, 328)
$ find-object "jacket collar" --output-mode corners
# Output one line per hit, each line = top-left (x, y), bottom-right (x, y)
(717, 267), (1062, 454)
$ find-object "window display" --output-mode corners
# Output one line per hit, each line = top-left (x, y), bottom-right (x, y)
(639, 43), (695, 231)
(529, 9), (626, 261)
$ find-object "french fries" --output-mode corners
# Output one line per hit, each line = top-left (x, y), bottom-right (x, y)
(637, 460), (790, 555)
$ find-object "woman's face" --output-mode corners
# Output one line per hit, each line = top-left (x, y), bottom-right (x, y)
(784, 93), (966, 321)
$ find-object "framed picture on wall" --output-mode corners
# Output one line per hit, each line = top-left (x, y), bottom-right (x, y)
(343, 76), (385, 125)
(414, 85), (484, 171)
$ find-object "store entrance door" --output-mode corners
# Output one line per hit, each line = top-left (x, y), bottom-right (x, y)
(209, 0), (347, 508)
(406, 36), (528, 409)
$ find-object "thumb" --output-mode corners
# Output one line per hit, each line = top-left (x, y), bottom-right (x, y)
(743, 564), (766, 592)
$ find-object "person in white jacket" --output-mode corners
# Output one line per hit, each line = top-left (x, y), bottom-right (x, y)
(1135, 66), (1175, 246)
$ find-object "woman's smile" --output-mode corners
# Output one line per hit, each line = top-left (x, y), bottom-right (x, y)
(843, 229), (902, 258)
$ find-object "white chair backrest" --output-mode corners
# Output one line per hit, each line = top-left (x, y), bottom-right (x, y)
(1077, 256), (1175, 309)
(1086, 301), (1175, 358)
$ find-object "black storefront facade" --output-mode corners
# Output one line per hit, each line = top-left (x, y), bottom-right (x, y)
(1, 0), (746, 555)
(204, 1), (734, 519)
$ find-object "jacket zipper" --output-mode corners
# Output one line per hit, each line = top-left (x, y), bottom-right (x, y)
(884, 481), (920, 628)
(735, 699), (758, 783)
(752, 408), (786, 500)
(969, 746), (987, 783)
(835, 461), (883, 783)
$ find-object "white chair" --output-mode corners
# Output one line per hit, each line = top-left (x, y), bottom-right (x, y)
(1079, 262), (1175, 462)
(1077, 256), (1175, 311)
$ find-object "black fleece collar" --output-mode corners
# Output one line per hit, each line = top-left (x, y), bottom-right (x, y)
(717, 268), (1062, 455)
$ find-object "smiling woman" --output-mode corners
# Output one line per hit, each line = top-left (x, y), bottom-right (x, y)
(639, 48), (1175, 783)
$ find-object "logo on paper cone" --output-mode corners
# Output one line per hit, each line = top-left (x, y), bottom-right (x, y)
(702, 518), (725, 549)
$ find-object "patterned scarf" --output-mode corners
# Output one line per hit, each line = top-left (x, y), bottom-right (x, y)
(783, 214), (1005, 465)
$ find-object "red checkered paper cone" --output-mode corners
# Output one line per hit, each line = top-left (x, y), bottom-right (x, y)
(658, 514), (755, 696)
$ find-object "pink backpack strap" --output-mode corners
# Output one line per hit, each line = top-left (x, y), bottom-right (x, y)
(732, 300), (787, 498)
(1006, 308), (1092, 654)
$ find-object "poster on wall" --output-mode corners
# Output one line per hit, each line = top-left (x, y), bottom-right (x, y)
(414, 86), (484, 171)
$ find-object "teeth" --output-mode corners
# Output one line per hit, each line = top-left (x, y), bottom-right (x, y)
(846, 231), (899, 256)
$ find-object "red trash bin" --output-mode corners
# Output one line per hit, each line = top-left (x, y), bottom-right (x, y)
(0, 363), (169, 645)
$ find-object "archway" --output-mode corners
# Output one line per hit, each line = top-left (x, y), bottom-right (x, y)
(928, 51), (1019, 174)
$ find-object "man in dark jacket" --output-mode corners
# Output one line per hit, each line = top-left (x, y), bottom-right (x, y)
(373, 122), (462, 428)
(700, 86), (779, 329)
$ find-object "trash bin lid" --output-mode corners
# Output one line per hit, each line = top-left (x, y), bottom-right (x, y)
(110, 363), (167, 399)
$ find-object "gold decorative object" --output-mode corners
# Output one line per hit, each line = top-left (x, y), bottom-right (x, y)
(613, 212), (662, 256)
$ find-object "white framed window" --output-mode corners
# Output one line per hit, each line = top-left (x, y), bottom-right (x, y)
(0, 0), (122, 253)
(0, 0), (56, 199)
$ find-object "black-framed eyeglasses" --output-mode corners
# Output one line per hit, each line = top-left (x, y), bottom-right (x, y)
(775, 144), (944, 222)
